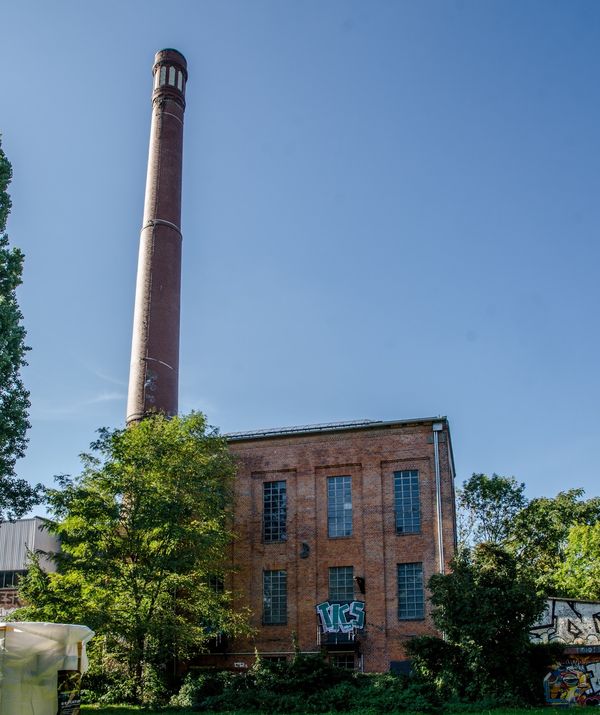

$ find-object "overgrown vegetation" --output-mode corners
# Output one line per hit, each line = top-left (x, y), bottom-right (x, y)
(15, 413), (250, 704)
(406, 544), (560, 706)
(162, 643), (559, 713)
(79, 708), (551, 715)
(170, 654), (440, 712)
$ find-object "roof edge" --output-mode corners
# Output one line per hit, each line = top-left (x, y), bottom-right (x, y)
(226, 416), (448, 442)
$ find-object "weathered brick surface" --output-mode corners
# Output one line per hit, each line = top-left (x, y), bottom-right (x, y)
(199, 420), (456, 673)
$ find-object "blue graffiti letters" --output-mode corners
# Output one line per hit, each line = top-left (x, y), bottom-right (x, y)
(316, 600), (366, 633)
(349, 600), (365, 629)
(316, 601), (334, 631)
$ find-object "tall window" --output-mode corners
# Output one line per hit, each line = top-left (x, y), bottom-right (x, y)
(394, 470), (420, 534)
(328, 566), (354, 601)
(327, 476), (352, 537)
(207, 575), (224, 594)
(397, 562), (424, 620)
(263, 570), (287, 624)
(263, 481), (287, 543)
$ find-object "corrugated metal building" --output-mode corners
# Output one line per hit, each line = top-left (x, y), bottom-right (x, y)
(0, 517), (60, 616)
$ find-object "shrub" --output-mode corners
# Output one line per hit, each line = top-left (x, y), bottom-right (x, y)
(170, 658), (441, 712)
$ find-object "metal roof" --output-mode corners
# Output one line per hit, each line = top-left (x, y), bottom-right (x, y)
(225, 416), (447, 442)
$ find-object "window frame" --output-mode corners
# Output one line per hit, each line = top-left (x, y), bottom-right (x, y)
(262, 480), (287, 543)
(328, 566), (355, 602)
(0, 570), (26, 590)
(394, 469), (421, 535)
(263, 569), (287, 625)
(330, 653), (355, 670)
(397, 562), (425, 621)
(327, 475), (353, 538)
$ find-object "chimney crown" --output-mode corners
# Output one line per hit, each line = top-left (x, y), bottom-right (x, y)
(152, 48), (187, 104)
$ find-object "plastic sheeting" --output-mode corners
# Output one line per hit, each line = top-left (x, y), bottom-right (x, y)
(0, 622), (94, 715)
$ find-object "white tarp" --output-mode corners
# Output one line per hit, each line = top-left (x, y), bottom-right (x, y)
(0, 622), (94, 715)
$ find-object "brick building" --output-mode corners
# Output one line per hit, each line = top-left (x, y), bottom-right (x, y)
(125, 51), (458, 674)
(198, 416), (456, 673)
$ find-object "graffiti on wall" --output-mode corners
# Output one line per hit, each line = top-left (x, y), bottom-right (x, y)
(530, 599), (600, 706)
(544, 654), (600, 707)
(316, 601), (365, 633)
(531, 598), (600, 645)
(0, 589), (20, 618)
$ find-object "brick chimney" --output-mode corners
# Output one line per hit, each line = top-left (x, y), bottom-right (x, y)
(126, 49), (187, 423)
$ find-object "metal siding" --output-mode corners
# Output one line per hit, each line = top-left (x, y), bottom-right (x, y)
(33, 518), (60, 572)
(0, 518), (60, 570)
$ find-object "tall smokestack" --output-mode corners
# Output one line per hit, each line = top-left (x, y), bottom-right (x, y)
(127, 49), (187, 423)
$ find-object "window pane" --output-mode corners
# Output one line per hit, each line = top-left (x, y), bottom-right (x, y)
(207, 575), (224, 594)
(159, 66), (167, 86)
(394, 470), (421, 534)
(263, 570), (287, 624)
(0, 570), (26, 589)
(263, 481), (287, 543)
(328, 476), (352, 537)
(328, 566), (354, 601)
(168, 66), (176, 86)
(398, 563), (424, 620)
(331, 653), (355, 670)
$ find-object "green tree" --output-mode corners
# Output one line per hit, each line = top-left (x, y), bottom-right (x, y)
(408, 543), (546, 703)
(458, 473), (527, 545)
(553, 522), (600, 600)
(507, 488), (600, 595)
(16, 412), (249, 703)
(0, 136), (39, 520)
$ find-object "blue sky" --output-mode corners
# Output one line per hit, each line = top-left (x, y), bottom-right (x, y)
(2, 0), (599, 503)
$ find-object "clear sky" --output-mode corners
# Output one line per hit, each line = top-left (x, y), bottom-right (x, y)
(2, 0), (599, 505)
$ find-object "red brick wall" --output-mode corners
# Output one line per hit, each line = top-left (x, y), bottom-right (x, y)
(199, 420), (456, 673)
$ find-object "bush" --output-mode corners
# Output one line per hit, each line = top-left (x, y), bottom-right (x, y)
(170, 669), (236, 707)
(170, 657), (441, 712)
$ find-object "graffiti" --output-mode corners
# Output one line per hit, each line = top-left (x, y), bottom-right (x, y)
(0, 589), (20, 617)
(545, 657), (600, 707)
(530, 599), (600, 706)
(531, 598), (600, 645)
(316, 601), (365, 633)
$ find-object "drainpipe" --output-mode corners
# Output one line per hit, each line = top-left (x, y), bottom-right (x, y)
(432, 422), (445, 574)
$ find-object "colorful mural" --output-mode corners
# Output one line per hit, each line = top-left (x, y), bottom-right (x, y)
(530, 599), (600, 706)
(544, 654), (600, 707)
(316, 601), (365, 633)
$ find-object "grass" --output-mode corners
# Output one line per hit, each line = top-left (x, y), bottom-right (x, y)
(80, 708), (551, 715)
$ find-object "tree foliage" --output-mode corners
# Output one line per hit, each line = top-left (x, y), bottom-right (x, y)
(553, 522), (600, 600)
(0, 136), (39, 520)
(408, 544), (546, 703)
(507, 488), (600, 595)
(457, 473), (527, 546)
(15, 412), (249, 703)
